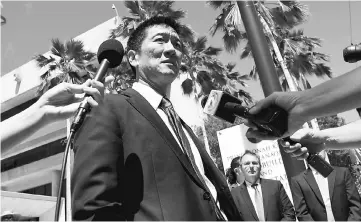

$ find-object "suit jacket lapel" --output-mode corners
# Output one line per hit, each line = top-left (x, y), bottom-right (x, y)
(122, 89), (206, 190)
(183, 122), (242, 221)
(327, 169), (336, 202)
(260, 179), (268, 220)
(240, 183), (259, 221)
(303, 168), (325, 207)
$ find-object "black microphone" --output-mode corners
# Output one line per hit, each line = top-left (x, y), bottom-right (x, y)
(202, 90), (334, 178)
(201, 90), (288, 137)
(343, 43), (361, 63)
(70, 39), (124, 132)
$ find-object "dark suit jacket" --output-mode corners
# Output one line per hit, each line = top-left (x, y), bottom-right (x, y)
(231, 178), (295, 221)
(71, 88), (241, 221)
(291, 167), (361, 221)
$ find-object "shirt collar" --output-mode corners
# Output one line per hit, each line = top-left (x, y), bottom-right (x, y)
(245, 178), (261, 188)
(132, 81), (163, 110)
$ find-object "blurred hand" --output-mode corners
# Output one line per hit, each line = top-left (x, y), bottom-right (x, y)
(280, 128), (327, 160)
(36, 80), (104, 122)
(245, 91), (308, 141)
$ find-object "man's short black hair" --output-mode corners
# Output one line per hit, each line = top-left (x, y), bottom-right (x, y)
(127, 16), (183, 74)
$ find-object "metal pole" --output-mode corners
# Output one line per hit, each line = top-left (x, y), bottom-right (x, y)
(237, 1), (306, 181)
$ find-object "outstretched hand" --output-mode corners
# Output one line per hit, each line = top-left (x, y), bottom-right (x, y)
(245, 91), (308, 141)
(36, 80), (105, 122)
(280, 128), (327, 160)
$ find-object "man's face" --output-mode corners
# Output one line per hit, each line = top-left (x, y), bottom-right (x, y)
(133, 24), (183, 85)
(240, 153), (261, 183)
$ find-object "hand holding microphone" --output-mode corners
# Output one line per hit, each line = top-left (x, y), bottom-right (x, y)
(54, 39), (124, 221)
(202, 90), (334, 177)
(201, 90), (289, 137)
(70, 39), (124, 133)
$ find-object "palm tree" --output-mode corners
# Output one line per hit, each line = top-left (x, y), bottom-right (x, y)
(33, 38), (96, 96)
(109, 1), (193, 43)
(208, 1), (315, 89)
(241, 28), (332, 91)
(208, 1), (331, 129)
(208, 1), (309, 53)
(180, 36), (253, 104)
(179, 35), (253, 154)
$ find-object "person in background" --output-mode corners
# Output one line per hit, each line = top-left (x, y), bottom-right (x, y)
(291, 150), (361, 221)
(226, 156), (245, 189)
(1, 79), (105, 153)
(231, 150), (295, 221)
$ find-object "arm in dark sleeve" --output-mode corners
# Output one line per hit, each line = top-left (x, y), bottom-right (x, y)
(344, 168), (361, 221)
(278, 181), (296, 221)
(290, 178), (314, 221)
(71, 97), (124, 221)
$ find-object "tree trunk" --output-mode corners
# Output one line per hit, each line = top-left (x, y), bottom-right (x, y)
(258, 16), (298, 92)
(259, 15), (320, 130)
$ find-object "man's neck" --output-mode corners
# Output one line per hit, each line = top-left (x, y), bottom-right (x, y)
(245, 178), (260, 186)
(138, 78), (171, 98)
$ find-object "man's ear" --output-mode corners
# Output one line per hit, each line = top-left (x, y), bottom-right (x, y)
(127, 50), (139, 68)
(234, 167), (241, 175)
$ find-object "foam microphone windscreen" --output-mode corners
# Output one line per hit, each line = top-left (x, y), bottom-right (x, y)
(97, 39), (124, 68)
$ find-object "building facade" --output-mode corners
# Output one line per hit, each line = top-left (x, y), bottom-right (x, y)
(1, 17), (117, 220)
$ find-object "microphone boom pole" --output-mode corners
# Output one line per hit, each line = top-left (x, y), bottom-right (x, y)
(236, 1), (306, 181)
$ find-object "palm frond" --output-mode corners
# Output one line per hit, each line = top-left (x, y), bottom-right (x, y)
(223, 26), (244, 53)
(209, 11), (227, 36)
(269, 1), (310, 28)
(240, 43), (253, 59)
(206, 1), (232, 10)
(65, 39), (86, 60)
(224, 3), (242, 28)
(204, 47), (222, 56)
(179, 24), (195, 43)
(50, 38), (65, 58)
(193, 36), (208, 53)
(124, 1), (143, 18)
(33, 54), (56, 68)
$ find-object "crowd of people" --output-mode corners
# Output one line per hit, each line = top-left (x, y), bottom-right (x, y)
(226, 150), (361, 221)
(2, 15), (361, 221)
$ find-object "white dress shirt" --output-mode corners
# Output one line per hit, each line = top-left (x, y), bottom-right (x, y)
(132, 82), (218, 203)
(310, 155), (335, 222)
(245, 179), (263, 219)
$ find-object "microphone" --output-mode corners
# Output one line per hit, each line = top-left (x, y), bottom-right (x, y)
(202, 90), (334, 177)
(70, 39), (124, 132)
(202, 90), (288, 137)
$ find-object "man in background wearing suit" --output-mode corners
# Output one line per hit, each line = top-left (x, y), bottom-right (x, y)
(291, 150), (361, 221)
(231, 150), (295, 221)
(71, 16), (241, 221)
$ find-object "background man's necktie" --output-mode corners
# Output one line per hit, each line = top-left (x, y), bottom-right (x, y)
(252, 184), (265, 221)
(159, 97), (225, 221)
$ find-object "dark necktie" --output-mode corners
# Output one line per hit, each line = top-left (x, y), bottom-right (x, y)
(159, 97), (225, 221)
(251, 184), (265, 221)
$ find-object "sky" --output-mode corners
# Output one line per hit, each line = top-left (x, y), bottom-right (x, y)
(1, 1), (361, 123)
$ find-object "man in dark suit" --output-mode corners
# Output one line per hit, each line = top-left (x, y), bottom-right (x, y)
(291, 151), (361, 221)
(231, 150), (295, 221)
(71, 16), (241, 221)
